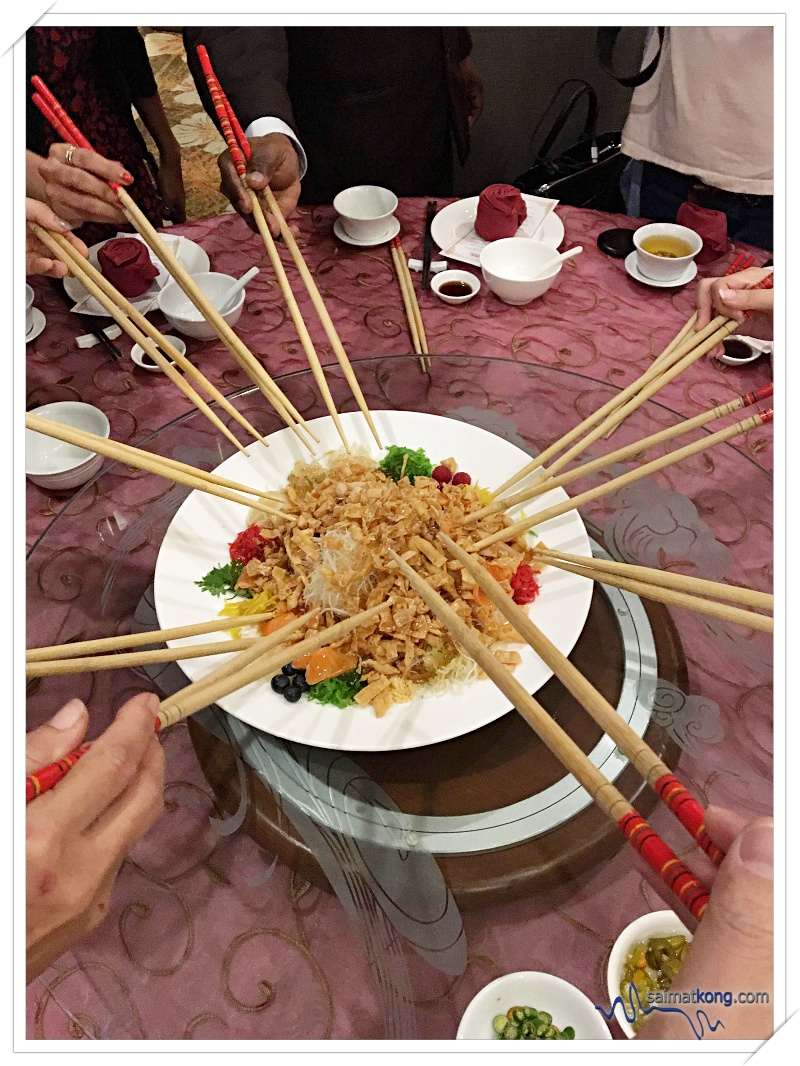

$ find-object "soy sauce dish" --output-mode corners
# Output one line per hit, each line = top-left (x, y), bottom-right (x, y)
(131, 336), (188, 373)
(431, 269), (480, 305)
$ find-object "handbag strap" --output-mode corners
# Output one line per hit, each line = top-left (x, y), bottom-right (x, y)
(531, 79), (599, 164)
(597, 27), (665, 88)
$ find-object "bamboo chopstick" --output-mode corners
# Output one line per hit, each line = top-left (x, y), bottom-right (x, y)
(157, 600), (392, 727)
(198, 67), (348, 450)
(31, 81), (317, 452)
(25, 611), (316, 803)
(516, 318), (747, 493)
(529, 547), (773, 611)
(386, 547), (711, 920)
(438, 533), (724, 863)
(27, 613), (279, 662)
(262, 184), (386, 441)
(390, 238), (427, 372)
(467, 384), (773, 524)
(32, 224), (251, 457)
(118, 188), (317, 449)
(492, 269), (771, 497)
(25, 413), (291, 518)
(395, 241), (431, 371)
(525, 553), (773, 633)
(473, 407), (773, 551)
(645, 255), (753, 379)
(44, 228), (269, 450)
(248, 192), (350, 451)
(600, 270), (775, 441)
(26, 637), (263, 677)
(196, 48), (383, 445)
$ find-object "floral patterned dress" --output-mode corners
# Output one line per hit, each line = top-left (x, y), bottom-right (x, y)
(28, 27), (164, 245)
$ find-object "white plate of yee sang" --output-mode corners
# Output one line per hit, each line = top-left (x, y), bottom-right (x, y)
(153, 410), (593, 752)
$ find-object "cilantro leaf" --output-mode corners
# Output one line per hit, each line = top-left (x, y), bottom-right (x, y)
(195, 560), (251, 598)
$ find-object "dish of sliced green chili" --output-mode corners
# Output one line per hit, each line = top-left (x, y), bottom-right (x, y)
(492, 1006), (575, 1040)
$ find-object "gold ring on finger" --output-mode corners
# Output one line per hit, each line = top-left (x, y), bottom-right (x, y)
(64, 145), (77, 167)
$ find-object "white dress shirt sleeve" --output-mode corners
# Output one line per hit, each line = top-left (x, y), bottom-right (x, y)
(244, 118), (308, 178)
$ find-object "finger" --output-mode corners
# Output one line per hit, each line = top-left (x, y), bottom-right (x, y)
(703, 806), (751, 853)
(218, 156), (253, 217)
(52, 144), (133, 187)
(26, 700), (89, 773)
(695, 278), (715, 330)
(717, 286), (773, 315)
(699, 814), (772, 959)
(681, 806), (753, 888)
(51, 187), (128, 225)
(27, 254), (68, 279)
(88, 734), (165, 854)
(64, 233), (89, 259)
(25, 197), (72, 233)
(41, 693), (160, 831)
(50, 162), (124, 209)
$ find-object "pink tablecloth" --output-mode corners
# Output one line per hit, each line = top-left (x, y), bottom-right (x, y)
(26, 201), (771, 549)
(26, 202), (772, 1041)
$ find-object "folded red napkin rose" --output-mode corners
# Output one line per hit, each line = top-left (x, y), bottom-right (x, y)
(475, 184), (527, 242)
(98, 237), (159, 298)
(677, 203), (728, 265)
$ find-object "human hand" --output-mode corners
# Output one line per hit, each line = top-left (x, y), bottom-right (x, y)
(157, 150), (186, 224)
(217, 133), (301, 236)
(26, 693), (164, 983)
(39, 143), (132, 227)
(26, 198), (89, 278)
(695, 267), (774, 356)
(637, 808), (773, 1040)
(460, 56), (485, 127)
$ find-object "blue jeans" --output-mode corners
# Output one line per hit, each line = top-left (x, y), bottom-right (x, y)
(621, 159), (773, 252)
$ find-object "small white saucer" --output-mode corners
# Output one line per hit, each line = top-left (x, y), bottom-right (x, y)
(26, 308), (46, 344)
(333, 216), (401, 247)
(624, 251), (697, 288)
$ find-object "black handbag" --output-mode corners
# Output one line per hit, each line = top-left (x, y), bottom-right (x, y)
(513, 32), (665, 213)
(513, 79), (626, 213)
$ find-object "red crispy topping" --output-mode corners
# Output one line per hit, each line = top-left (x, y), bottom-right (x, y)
(510, 562), (540, 605)
(229, 524), (267, 565)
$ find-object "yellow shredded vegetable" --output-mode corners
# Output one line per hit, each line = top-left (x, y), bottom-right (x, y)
(219, 589), (277, 639)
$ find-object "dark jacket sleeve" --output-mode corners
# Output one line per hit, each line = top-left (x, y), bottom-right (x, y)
(183, 27), (297, 136)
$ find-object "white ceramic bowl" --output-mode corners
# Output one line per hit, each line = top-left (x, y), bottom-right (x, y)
(333, 185), (398, 242)
(457, 972), (612, 1041)
(131, 335), (187, 373)
(26, 401), (110, 490)
(158, 273), (245, 340)
(633, 223), (702, 283)
(431, 269), (480, 304)
(25, 284), (35, 333)
(480, 238), (562, 305)
(606, 910), (693, 1038)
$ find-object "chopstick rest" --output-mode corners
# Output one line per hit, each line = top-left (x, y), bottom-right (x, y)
(76, 324), (123, 349)
(408, 258), (447, 273)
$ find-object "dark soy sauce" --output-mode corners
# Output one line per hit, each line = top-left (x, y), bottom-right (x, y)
(142, 351), (176, 367)
(439, 281), (473, 297)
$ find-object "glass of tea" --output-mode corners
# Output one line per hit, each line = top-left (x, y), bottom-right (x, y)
(431, 269), (480, 305)
(633, 223), (702, 283)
